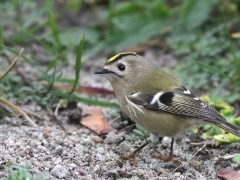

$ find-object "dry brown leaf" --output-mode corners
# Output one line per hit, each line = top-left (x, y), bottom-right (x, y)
(81, 106), (117, 135)
(217, 167), (240, 180)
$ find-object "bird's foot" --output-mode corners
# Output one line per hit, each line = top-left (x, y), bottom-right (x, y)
(120, 152), (137, 165)
(156, 151), (181, 166)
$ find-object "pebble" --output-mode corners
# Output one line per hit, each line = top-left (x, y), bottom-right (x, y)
(158, 167), (169, 176)
(54, 158), (62, 164)
(68, 163), (77, 169)
(174, 172), (181, 177)
(50, 164), (69, 178)
(33, 161), (44, 168)
(55, 145), (63, 155)
(35, 106), (42, 111)
(19, 148), (29, 157)
(91, 135), (103, 143)
(37, 145), (48, 152)
(119, 141), (132, 152)
(96, 147), (104, 154)
(104, 132), (123, 144)
(79, 168), (86, 175)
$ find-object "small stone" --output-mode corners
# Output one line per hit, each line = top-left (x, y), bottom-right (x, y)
(19, 148), (29, 157)
(104, 132), (123, 144)
(119, 141), (132, 153)
(55, 146), (63, 155)
(35, 106), (42, 111)
(158, 168), (169, 176)
(80, 175), (94, 180)
(54, 158), (62, 164)
(84, 154), (92, 163)
(79, 168), (86, 175)
(50, 165), (68, 178)
(91, 135), (103, 143)
(174, 172), (181, 177)
(33, 161), (44, 168)
(37, 145), (48, 152)
(42, 127), (51, 138)
(94, 164), (100, 171)
(190, 160), (202, 169)
(96, 147), (104, 154)
(68, 163), (77, 169)
(82, 136), (93, 145)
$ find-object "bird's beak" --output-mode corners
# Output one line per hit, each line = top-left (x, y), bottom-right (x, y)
(94, 68), (111, 74)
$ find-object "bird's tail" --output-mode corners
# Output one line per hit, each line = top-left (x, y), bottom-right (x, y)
(213, 121), (240, 137)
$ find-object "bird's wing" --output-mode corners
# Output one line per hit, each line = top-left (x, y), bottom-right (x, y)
(127, 85), (224, 123)
(127, 85), (240, 137)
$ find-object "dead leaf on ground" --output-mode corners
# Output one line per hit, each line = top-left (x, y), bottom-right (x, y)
(217, 167), (240, 180)
(80, 106), (117, 135)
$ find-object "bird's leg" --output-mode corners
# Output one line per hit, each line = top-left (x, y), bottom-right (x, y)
(157, 138), (174, 161)
(165, 138), (174, 161)
(122, 140), (150, 165)
(128, 139), (150, 159)
(157, 138), (181, 165)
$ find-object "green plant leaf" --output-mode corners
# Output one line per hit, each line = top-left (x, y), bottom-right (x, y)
(52, 90), (120, 109)
(214, 134), (240, 146)
(233, 154), (240, 163)
(70, 34), (85, 93)
(45, 0), (61, 48)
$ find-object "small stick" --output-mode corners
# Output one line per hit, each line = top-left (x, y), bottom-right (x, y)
(0, 98), (38, 128)
(173, 143), (206, 172)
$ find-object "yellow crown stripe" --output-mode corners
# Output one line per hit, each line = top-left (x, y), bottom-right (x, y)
(108, 54), (121, 63)
(106, 52), (137, 64)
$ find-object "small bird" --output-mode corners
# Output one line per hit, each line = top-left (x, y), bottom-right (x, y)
(95, 52), (240, 162)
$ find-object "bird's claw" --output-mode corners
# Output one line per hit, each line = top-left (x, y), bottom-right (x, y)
(156, 151), (182, 166)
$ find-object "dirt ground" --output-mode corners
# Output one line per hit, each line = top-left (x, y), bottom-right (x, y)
(1, 49), (240, 180)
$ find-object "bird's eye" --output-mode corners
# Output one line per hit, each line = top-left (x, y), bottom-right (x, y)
(117, 64), (125, 71)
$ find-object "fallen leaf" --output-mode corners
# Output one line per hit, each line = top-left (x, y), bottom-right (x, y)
(217, 167), (240, 180)
(81, 106), (117, 135)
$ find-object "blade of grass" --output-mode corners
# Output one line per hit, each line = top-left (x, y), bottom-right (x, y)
(45, 0), (61, 48)
(52, 90), (120, 109)
(0, 48), (24, 80)
(45, 58), (59, 73)
(46, 56), (59, 93)
(1, 45), (34, 65)
(70, 34), (85, 94)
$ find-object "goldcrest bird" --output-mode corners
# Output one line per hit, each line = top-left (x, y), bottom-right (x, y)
(95, 52), (240, 162)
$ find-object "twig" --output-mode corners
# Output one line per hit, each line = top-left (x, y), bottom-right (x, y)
(173, 143), (206, 172)
(0, 98), (38, 128)
(22, 108), (44, 120)
(47, 105), (66, 133)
